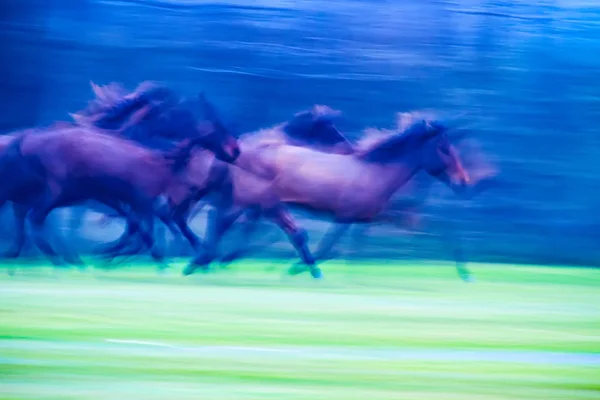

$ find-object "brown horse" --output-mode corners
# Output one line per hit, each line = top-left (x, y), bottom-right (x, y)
(215, 112), (447, 265)
(66, 82), (240, 261)
(101, 104), (355, 261)
(0, 82), (239, 266)
(220, 111), (495, 280)
(97, 105), (350, 277)
(0, 126), (233, 269)
(218, 115), (474, 280)
(0, 87), (240, 269)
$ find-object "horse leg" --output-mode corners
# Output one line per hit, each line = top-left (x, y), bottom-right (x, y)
(2, 202), (29, 259)
(311, 222), (352, 262)
(183, 206), (223, 276)
(438, 218), (472, 282)
(29, 190), (69, 267)
(126, 197), (169, 272)
(218, 207), (263, 265)
(95, 201), (160, 261)
(263, 206), (320, 279)
(172, 207), (203, 253)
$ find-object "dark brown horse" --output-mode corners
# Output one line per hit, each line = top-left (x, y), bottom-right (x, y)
(217, 115), (475, 280)
(0, 125), (234, 269)
(67, 82), (241, 261)
(0, 86), (240, 269)
(0, 82), (239, 265)
(220, 111), (494, 281)
(213, 112), (441, 265)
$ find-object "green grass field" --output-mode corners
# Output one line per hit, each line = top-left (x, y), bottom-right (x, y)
(1, 260), (599, 399)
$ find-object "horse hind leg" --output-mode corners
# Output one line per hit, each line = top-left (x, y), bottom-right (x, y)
(28, 190), (70, 268)
(218, 207), (262, 266)
(129, 196), (170, 272)
(183, 206), (224, 276)
(311, 222), (352, 262)
(2, 202), (28, 259)
(264, 206), (321, 279)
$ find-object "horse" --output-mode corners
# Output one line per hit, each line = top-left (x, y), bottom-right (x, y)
(0, 82), (239, 266)
(3, 86), (239, 264)
(98, 104), (356, 260)
(67, 81), (240, 260)
(81, 104), (351, 277)
(0, 122), (236, 270)
(212, 115), (474, 281)
(215, 111), (475, 270)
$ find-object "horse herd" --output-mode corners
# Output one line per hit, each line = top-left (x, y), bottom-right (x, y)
(0, 81), (491, 282)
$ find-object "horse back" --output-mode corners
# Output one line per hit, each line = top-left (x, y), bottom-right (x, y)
(19, 128), (170, 193)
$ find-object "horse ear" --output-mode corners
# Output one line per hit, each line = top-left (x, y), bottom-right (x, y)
(90, 81), (103, 98)
(396, 112), (414, 132)
(312, 105), (341, 122)
(69, 112), (87, 125)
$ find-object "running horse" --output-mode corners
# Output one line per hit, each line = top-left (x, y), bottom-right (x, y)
(196, 114), (475, 281)
(0, 85), (240, 269)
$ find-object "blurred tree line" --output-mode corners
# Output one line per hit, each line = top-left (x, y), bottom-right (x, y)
(1, 0), (600, 266)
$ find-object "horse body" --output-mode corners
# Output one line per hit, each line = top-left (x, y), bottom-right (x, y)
(259, 145), (414, 220)
(19, 129), (175, 199)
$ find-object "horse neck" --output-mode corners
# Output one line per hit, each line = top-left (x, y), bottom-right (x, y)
(368, 152), (422, 201)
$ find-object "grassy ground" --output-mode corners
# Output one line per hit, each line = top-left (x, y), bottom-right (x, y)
(1, 260), (599, 399)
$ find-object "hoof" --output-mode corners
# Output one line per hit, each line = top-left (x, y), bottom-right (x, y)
(68, 257), (86, 268)
(288, 264), (308, 276)
(2, 250), (21, 259)
(219, 253), (238, 264)
(459, 272), (475, 283)
(182, 264), (197, 276)
(310, 268), (323, 280)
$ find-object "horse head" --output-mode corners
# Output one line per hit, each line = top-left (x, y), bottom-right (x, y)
(282, 105), (354, 154)
(188, 92), (240, 163)
(415, 118), (471, 193)
(358, 112), (471, 194)
(74, 83), (240, 163)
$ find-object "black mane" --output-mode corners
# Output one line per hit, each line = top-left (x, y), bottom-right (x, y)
(359, 120), (438, 163)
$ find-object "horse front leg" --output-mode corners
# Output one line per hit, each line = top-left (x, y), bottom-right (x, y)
(94, 202), (144, 260)
(183, 206), (224, 276)
(29, 189), (71, 268)
(311, 222), (352, 262)
(122, 194), (170, 272)
(169, 198), (204, 254)
(218, 207), (263, 266)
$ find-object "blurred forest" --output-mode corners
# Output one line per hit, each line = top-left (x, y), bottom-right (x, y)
(2, 0), (600, 266)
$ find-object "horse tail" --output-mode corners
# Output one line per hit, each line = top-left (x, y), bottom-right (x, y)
(2, 134), (26, 160)
(0, 134), (35, 187)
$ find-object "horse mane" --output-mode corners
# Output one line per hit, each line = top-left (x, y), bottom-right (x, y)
(71, 81), (175, 133)
(283, 105), (341, 138)
(357, 110), (440, 163)
(240, 105), (344, 150)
